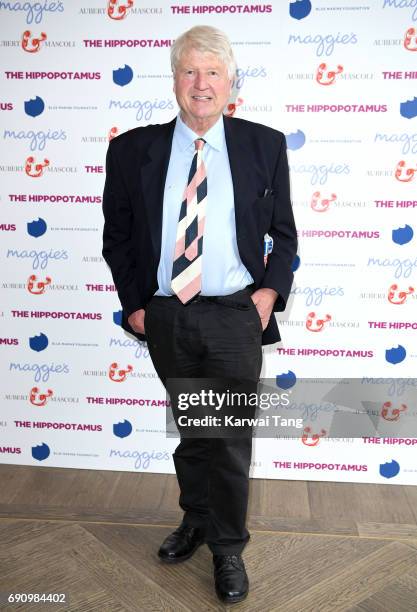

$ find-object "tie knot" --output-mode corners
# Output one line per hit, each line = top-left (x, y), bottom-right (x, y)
(194, 138), (205, 151)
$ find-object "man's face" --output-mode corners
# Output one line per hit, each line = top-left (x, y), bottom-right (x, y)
(173, 47), (232, 133)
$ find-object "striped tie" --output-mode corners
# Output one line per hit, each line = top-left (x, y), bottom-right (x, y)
(171, 138), (207, 304)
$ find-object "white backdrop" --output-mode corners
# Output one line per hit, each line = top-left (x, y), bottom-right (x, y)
(1, 0), (416, 485)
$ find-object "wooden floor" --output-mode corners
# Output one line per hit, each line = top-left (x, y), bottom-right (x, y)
(1, 465), (417, 611)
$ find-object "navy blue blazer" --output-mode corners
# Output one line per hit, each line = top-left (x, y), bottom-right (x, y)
(102, 115), (297, 345)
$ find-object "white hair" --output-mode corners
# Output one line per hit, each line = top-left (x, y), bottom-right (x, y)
(170, 25), (236, 79)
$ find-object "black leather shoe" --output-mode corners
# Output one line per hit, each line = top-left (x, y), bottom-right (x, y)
(158, 523), (205, 563)
(213, 554), (249, 603)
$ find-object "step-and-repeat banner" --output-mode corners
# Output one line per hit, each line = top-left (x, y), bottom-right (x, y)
(1, 0), (416, 485)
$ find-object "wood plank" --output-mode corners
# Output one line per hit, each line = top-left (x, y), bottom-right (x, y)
(1, 519), (417, 612)
(0, 524), (89, 577)
(248, 478), (310, 519)
(358, 521), (417, 541)
(82, 523), (220, 610)
(403, 486), (417, 525)
(1, 465), (417, 611)
(0, 503), (182, 526)
(347, 566), (417, 611)
(67, 526), (193, 612)
(308, 481), (416, 524)
(249, 514), (357, 536)
(0, 465), (37, 504)
(280, 542), (417, 612)
(243, 532), (383, 592)
(353, 579), (417, 611)
(0, 519), (72, 547)
(53, 469), (121, 509)
(0, 525), (131, 612)
(0, 505), (356, 536)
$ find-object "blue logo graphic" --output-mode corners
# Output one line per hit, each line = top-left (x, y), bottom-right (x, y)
(109, 448), (170, 469)
(292, 254), (300, 272)
(113, 65), (134, 86)
(287, 32), (358, 58)
(285, 130), (306, 151)
(9, 361), (69, 382)
(400, 97), (417, 119)
(276, 370), (297, 389)
(24, 96), (45, 117)
(6, 248), (68, 269)
(385, 345), (406, 365)
(32, 442), (50, 461)
(1, 2), (64, 25)
(392, 224), (413, 245)
(367, 256), (417, 279)
(113, 419), (133, 438)
(374, 132), (417, 155)
(290, 162), (350, 185)
(29, 333), (49, 352)
(4, 128), (66, 151)
(289, 0), (312, 20)
(379, 460), (400, 479)
(113, 310), (123, 326)
(27, 217), (47, 238)
(109, 98), (174, 122)
(233, 66), (267, 90)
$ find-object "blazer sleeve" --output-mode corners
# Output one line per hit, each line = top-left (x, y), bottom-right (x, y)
(260, 134), (298, 312)
(102, 140), (143, 317)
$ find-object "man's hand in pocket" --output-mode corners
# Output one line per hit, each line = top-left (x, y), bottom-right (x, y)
(250, 288), (278, 331)
(128, 308), (145, 334)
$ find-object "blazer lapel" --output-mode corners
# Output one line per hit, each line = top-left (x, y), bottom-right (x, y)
(139, 118), (176, 258)
(223, 115), (254, 235)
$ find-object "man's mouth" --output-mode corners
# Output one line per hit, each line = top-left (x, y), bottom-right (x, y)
(192, 96), (212, 100)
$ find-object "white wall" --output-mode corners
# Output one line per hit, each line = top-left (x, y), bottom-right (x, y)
(1, 0), (416, 484)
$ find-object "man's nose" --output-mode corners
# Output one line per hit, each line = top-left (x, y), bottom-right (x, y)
(194, 72), (209, 89)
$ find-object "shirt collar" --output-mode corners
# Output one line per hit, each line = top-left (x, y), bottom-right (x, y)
(174, 113), (224, 153)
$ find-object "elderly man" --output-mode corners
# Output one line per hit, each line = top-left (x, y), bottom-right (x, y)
(102, 25), (297, 604)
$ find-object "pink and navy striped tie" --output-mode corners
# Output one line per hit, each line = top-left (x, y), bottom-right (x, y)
(171, 138), (207, 304)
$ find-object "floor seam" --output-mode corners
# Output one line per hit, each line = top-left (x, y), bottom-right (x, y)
(1, 516), (417, 544)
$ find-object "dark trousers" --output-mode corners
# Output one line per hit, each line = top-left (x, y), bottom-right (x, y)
(144, 287), (263, 555)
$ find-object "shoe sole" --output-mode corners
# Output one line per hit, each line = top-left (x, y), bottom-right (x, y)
(158, 540), (204, 564)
